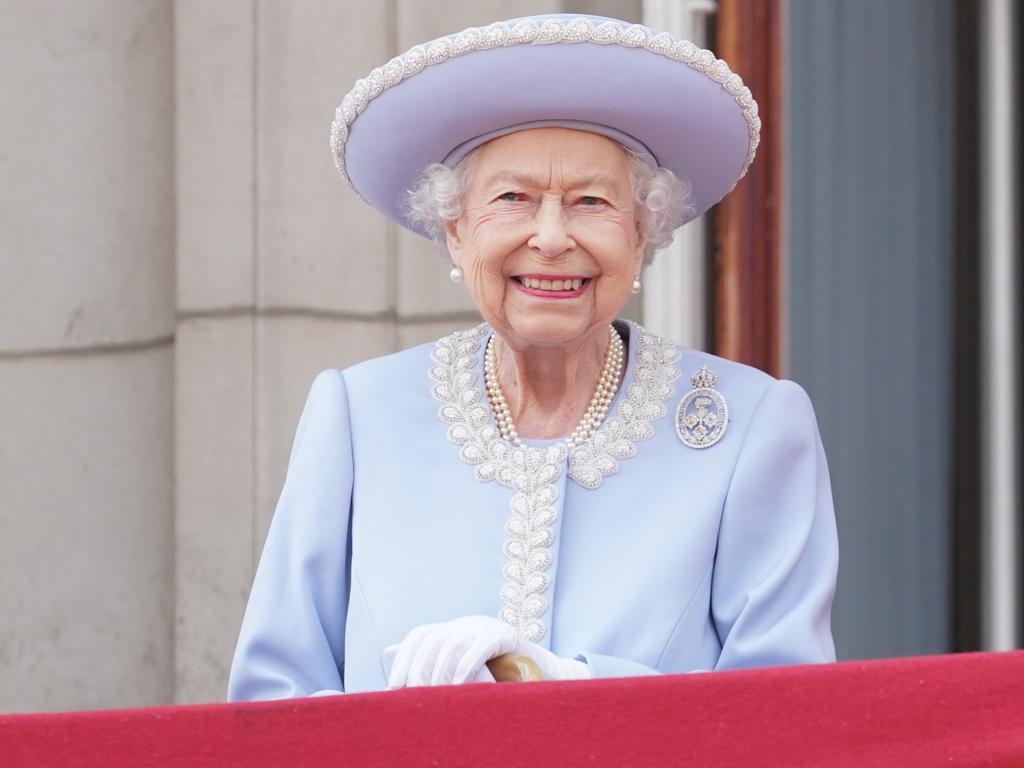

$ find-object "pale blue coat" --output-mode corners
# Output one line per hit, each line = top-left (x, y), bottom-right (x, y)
(228, 320), (837, 700)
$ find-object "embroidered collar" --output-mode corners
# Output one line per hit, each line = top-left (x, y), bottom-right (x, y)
(428, 319), (680, 642)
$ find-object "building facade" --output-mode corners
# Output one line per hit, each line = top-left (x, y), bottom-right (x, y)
(0, 0), (1018, 712)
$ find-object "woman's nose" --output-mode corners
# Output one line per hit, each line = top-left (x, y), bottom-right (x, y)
(527, 199), (576, 258)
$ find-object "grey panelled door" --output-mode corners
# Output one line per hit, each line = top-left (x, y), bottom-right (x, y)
(785, 0), (955, 659)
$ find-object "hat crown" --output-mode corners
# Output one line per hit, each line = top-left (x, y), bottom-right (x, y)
(331, 14), (760, 238)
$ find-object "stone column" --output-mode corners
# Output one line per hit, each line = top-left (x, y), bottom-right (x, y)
(174, 0), (394, 704)
(0, 1), (175, 712)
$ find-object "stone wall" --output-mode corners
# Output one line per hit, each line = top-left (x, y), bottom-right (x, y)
(0, 1), (175, 712)
(0, 0), (641, 712)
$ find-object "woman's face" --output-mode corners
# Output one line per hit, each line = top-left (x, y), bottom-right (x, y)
(445, 127), (645, 351)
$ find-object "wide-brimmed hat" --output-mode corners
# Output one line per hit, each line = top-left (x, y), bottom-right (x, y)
(330, 14), (760, 238)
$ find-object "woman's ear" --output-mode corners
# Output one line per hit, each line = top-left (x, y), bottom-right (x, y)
(633, 220), (647, 267)
(443, 219), (463, 264)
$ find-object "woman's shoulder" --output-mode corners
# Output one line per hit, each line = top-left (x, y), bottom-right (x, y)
(341, 338), (437, 385)
(680, 342), (815, 406)
(626, 320), (779, 405)
(633, 324), (819, 451)
(296, 346), (431, 407)
(676, 347), (776, 393)
(337, 325), (485, 404)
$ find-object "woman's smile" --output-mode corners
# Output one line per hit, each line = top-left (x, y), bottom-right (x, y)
(511, 274), (592, 299)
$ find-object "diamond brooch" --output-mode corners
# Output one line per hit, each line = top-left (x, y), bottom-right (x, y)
(675, 365), (728, 449)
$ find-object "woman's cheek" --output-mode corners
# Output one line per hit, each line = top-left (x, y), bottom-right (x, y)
(472, 206), (534, 232)
(468, 213), (525, 253)
(463, 254), (508, 317)
(592, 265), (637, 315)
(465, 256), (494, 296)
(578, 218), (640, 257)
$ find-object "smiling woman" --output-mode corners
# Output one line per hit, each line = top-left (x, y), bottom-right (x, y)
(227, 14), (838, 700)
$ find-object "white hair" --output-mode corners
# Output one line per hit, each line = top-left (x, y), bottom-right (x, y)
(404, 144), (694, 265)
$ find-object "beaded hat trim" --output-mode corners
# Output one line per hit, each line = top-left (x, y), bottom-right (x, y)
(330, 17), (761, 198)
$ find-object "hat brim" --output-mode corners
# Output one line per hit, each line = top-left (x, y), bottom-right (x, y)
(332, 17), (760, 238)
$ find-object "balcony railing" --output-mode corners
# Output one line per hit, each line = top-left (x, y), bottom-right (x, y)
(2, 651), (1022, 767)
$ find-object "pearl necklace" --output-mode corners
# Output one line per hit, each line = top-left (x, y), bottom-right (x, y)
(483, 327), (626, 448)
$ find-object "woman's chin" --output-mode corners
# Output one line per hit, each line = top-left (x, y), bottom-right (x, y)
(499, 312), (609, 349)
(481, 282), (623, 347)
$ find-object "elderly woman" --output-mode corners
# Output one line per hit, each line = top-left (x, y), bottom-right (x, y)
(228, 14), (837, 700)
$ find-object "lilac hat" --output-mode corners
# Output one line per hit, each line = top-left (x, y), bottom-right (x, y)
(330, 14), (760, 239)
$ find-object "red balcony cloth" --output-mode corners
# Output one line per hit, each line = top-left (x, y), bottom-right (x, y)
(2, 651), (1023, 767)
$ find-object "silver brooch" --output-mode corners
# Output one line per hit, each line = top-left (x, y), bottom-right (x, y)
(675, 365), (729, 449)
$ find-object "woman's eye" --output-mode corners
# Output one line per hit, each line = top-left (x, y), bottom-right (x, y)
(578, 196), (605, 206)
(497, 192), (526, 202)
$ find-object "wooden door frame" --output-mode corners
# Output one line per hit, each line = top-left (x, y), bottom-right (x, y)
(712, 0), (782, 377)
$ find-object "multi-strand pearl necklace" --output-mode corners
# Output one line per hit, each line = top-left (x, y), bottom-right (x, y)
(483, 327), (626, 448)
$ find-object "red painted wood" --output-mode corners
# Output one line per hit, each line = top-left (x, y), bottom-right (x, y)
(714, 0), (782, 376)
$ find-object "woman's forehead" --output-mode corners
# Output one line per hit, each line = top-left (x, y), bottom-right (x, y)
(471, 128), (630, 188)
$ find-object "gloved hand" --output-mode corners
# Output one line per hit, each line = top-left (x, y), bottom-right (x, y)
(384, 615), (590, 688)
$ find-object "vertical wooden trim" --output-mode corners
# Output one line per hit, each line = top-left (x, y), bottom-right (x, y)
(713, 0), (782, 376)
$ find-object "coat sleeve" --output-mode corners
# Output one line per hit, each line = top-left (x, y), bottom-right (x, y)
(577, 378), (838, 678)
(227, 370), (353, 701)
(711, 378), (838, 669)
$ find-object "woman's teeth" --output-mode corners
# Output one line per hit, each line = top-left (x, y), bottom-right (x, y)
(518, 277), (584, 291)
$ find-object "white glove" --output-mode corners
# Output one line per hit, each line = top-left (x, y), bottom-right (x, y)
(384, 615), (590, 688)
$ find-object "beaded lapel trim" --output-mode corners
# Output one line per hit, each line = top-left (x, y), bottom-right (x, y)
(429, 321), (679, 642)
(567, 327), (681, 488)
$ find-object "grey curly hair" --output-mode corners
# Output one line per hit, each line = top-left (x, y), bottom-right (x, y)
(404, 145), (694, 265)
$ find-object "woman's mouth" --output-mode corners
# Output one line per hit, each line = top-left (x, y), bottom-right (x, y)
(511, 274), (591, 299)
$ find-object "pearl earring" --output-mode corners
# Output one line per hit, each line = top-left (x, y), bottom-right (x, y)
(631, 275), (642, 294)
(449, 265), (463, 283)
